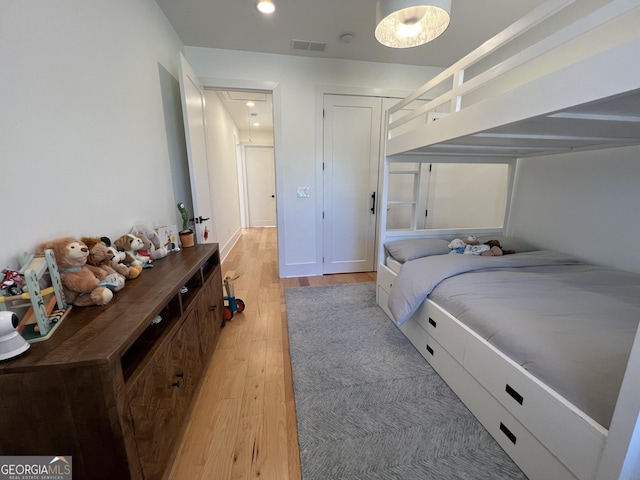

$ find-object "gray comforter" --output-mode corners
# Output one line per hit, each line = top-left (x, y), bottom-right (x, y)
(388, 250), (640, 428)
(389, 250), (583, 325)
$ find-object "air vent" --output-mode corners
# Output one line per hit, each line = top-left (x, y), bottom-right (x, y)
(291, 39), (327, 52)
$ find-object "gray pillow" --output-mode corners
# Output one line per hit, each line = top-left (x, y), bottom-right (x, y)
(476, 235), (536, 253)
(385, 238), (451, 263)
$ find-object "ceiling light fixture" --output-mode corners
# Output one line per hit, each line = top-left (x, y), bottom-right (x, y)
(246, 101), (256, 107)
(256, 0), (275, 14)
(375, 0), (450, 48)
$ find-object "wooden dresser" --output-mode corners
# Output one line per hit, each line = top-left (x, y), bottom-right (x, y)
(0, 243), (224, 480)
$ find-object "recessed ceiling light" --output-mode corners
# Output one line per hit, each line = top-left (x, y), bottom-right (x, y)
(253, 123), (260, 127)
(246, 101), (255, 107)
(256, 0), (275, 14)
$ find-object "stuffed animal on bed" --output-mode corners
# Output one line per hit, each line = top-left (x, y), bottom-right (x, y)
(448, 237), (490, 255)
(448, 238), (467, 254)
(481, 239), (515, 256)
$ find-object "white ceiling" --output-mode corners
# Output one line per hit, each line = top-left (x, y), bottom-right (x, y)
(156, 0), (546, 68)
(212, 89), (274, 139)
(158, 0), (547, 136)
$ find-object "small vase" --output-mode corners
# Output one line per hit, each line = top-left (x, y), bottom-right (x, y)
(179, 230), (195, 248)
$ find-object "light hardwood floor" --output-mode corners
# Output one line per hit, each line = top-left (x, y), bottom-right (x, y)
(168, 227), (376, 480)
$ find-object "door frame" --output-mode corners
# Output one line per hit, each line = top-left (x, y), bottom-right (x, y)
(197, 76), (282, 264)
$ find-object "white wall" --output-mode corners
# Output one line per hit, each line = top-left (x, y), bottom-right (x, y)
(202, 90), (243, 258)
(185, 46), (442, 277)
(508, 145), (640, 274)
(0, 0), (187, 271)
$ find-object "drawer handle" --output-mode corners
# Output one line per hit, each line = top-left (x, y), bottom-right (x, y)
(505, 384), (524, 405)
(172, 380), (181, 388)
(426, 344), (434, 356)
(210, 305), (217, 311)
(428, 317), (437, 328)
(499, 422), (517, 445)
(176, 372), (184, 378)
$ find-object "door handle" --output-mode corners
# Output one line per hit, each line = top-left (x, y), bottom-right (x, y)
(370, 192), (376, 214)
(194, 216), (210, 224)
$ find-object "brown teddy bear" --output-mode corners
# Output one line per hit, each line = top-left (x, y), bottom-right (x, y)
(481, 239), (515, 256)
(82, 237), (126, 291)
(38, 237), (113, 307)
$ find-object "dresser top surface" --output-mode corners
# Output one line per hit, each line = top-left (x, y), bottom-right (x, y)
(0, 243), (219, 372)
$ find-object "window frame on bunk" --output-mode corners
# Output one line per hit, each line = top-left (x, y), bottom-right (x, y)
(377, 153), (517, 267)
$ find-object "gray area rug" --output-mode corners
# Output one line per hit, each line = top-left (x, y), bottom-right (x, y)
(285, 282), (527, 480)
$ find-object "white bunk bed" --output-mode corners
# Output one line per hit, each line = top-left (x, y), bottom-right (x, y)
(375, 1), (640, 479)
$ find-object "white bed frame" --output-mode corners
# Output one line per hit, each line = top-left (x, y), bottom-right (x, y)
(375, 1), (640, 479)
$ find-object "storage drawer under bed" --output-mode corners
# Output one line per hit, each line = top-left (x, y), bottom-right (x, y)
(399, 316), (577, 480)
(413, 300), (467, 361)
(399, 317), (467, 395)
(463, 336), (606, 480)
(457, 366), (578, 480)
(376, 264), (396, 320)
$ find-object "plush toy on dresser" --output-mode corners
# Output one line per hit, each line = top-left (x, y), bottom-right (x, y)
(100, 237), (142, 279)
(113, 234), (150, 268)
(82, 236), (126, 291)
(38, 237), (113, 306)
(108, 245), (142, 279)
(130, 225), (169, 260)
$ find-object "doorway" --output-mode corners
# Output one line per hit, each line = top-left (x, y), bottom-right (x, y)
(178, 56), (278, 263)
(205, 88), (277, 254)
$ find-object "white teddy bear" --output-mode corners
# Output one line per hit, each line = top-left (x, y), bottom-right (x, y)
(448, 237), (490, 255)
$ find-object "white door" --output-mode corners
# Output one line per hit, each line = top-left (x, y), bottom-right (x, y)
(323, 94), (381, 274)
(178, 53), (215, 244)
(245, 146), (276, 227)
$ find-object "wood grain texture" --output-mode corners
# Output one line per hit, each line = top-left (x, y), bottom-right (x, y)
(0, 244), (223, 480)
(167, 228), (375, 480)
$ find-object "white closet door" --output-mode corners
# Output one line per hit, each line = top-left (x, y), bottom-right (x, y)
(323, 94), (381, 274)
(178, 53), (215, 243)
(245, 145), (276, 227)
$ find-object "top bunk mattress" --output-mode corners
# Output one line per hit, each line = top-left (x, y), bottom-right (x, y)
(388, 250), (640, 429)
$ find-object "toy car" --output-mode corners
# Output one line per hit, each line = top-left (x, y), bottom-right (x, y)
(0, 269), (26, 296)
